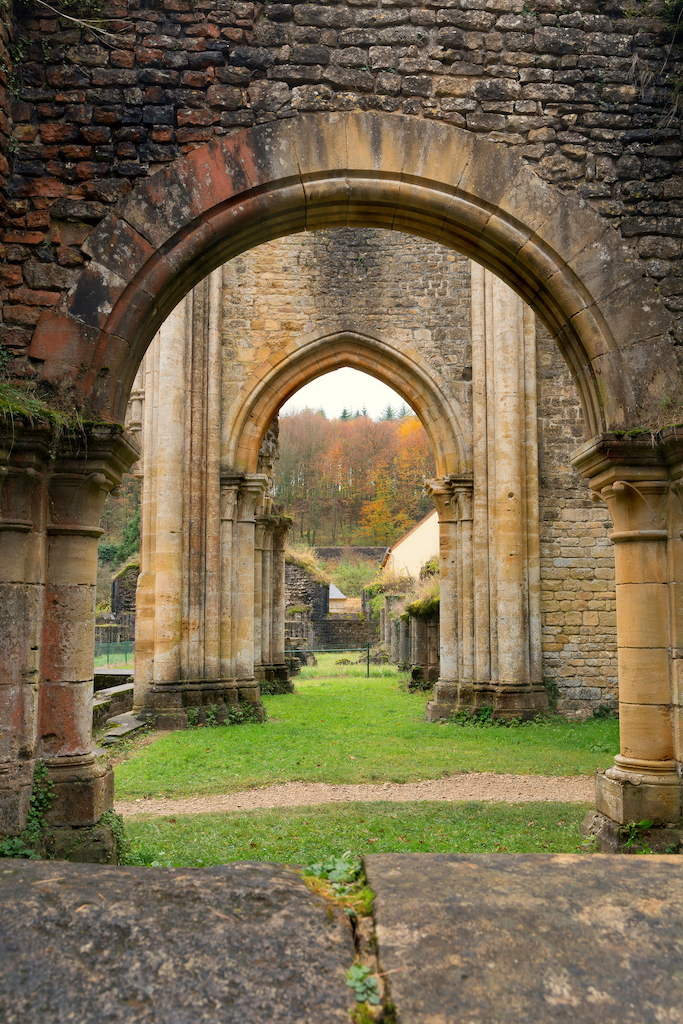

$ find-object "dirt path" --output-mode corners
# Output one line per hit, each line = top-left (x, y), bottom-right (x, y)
(115, 772), (594, 818)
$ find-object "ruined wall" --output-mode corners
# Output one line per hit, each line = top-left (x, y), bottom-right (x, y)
(111, 559), (140, 614)
(2, 0), (683, 381)
(222, 228), (617, 707)
(536, 322), (617, 710)
(220, 228), (472, 421)
(309, 616), (378, 649)
(285, 562), (329, 619)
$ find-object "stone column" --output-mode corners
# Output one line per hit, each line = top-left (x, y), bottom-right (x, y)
(425, 476), (474, 716)
(398, 618), (409, 666)
(271, 516), (293, 691)
(412, 617), (428, 683)
(427, 265), (546, 721)
(219, 479), (240, 682)
(151, 299), (186, 689)
(253, 512), (266, 680)
(234, 475), (270, 683)
(38, 426), (139, 850)
(425, 478), (458, 686)
(574, 435), (682, 827)
(0, 425), (48, 837)
(391, 618), (400, 663)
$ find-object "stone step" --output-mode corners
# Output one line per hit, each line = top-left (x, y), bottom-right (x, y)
(365, 852), (683, 1023)
(92, 682), (134, 729)
(101, 711), (146, 746)
(94, 667), (133, 692)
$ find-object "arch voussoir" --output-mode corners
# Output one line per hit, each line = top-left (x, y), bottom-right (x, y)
(25, 111), (678, 431)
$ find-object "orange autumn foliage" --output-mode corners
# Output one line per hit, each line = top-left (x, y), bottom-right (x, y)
(274, 408), (435, 546)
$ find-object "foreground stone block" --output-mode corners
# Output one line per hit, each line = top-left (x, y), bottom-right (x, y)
(0, 860), (353, 1024)
(366, 852), (683, 1024)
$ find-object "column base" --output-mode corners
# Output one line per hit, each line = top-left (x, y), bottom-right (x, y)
(595, 766), (682, 826)
(581, 810), (683, 853)
(46, 820), (119, 864)
(259, 664), (294, 695)
(0, 760), (34, 836)
(135, 679), (266, 729)
(426, 680), (549, 722)
(44, 756), (114, 827)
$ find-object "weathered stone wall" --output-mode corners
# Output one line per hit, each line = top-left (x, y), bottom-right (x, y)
(227, 228), (617, 707)
(315, 546), (387, 562)
(0, 5), (13, 240)
(111, 559), (139, 614)
(536, 321), (617, 710)
(285, 562), (329, 619)
(3, 0), (683, 378)
(309, 616), (378, 649)
(220, 228), (472, 414)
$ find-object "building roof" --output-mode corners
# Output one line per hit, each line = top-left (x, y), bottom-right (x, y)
(381, 508), (438, 567)
(329, 582), (346, 600)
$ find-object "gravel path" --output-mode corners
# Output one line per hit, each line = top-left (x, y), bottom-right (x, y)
(115, 772), (594, 818)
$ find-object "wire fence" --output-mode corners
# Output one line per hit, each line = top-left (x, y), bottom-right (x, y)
(291, 642), (371, 677)
(94, 640), (135, 667)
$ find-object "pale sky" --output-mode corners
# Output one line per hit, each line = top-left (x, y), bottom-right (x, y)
(278, 368), (410, 420)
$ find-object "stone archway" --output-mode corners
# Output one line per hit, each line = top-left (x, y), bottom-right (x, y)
(2, 111), (683, 854)
(29, 113), (679, 434)
(230, 328), (471, 477)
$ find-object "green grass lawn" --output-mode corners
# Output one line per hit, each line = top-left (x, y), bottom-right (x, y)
(113, 658), (619, 800)
(122, 800), (591, 867)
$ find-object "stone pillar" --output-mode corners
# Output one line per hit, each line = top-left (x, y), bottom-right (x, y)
(425, 476), (474, 715)
(426, 477), (457, 691)
(427, 265), (546, 721)
(398, 618), (409, 666)
(39, 426), (138, 850)
(271, 517), (293, 690)
(253, 512), (266, 680)
(412, 617), (428, 679)
(218, 478), (239, 682)
(0, 425), (48, 837)
(261, 516), (274, 678)
(234, 475), (270, 683)
(391, 618), (400, 663)
(574, 435), (682, 828)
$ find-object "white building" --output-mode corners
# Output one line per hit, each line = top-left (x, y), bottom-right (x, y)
(381, 509), (439, 580)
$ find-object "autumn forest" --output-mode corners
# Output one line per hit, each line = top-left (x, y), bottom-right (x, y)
(273, 406), (436, 547)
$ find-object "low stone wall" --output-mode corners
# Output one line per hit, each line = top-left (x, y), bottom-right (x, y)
(315, 547), (388, 563)
(112, 562), (140, 616)
(285, 563), (329, 619)
(309, 616), (378, 650)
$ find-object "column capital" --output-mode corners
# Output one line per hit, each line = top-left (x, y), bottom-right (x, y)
(572, 434), (677, 537)
(235, 473), (270, 522)
(48, 424), (140, 531)
(426, 475), (473, 522)
(273, 515), (292, 549)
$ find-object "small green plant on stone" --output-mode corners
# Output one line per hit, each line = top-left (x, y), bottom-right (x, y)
(0, 760), (54, 860)
(621, 818), (653, 849)
(305, 853), (375, 918)
(593, 704), (615, 720)
(308, 852), (360, 884)
(226, 700), (260, 725)
(545, 677), (560, 711)
(346, 964), (381, 1006)
(186, 707), (199, 727)
(100, 810), (126, 861)
(204, 704), (218, 728)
